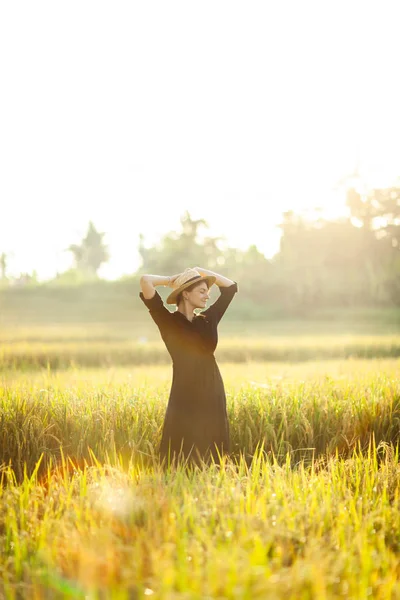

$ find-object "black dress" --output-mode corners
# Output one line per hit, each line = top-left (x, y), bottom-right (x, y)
(139, 282), (238, 465)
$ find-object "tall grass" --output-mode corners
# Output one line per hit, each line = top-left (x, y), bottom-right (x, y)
(1, 360), (400, 598)
(1, 362), (399, 482)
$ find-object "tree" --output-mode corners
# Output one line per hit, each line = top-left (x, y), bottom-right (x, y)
(138, 211), (224, 274)
(346, 185), (400, 303)
(273, 210), (378, 309)
(368, 186), (400, 248)
(346, 185), (400, 233)
(0, 252), (7, 281)
(68, 221), (109, 278)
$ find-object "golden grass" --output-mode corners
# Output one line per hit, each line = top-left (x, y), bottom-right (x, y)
(1, 359), (400, 598)
(1, 332), (400, 369)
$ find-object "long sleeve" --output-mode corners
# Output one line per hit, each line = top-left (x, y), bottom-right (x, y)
(202, 282), (238, 325)
(139, 290), (173, 333)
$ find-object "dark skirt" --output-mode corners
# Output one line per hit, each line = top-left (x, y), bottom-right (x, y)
(159, 356), (230, 467)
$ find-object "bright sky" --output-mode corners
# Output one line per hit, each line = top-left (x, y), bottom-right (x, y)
(1, 1), (399, 280)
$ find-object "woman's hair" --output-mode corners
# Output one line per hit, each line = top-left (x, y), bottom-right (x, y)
(176, 280), (210, 307)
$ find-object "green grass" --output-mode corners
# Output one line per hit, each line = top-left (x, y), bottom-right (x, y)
(1, 358), (400, 598)
(2, 278), (400, 327)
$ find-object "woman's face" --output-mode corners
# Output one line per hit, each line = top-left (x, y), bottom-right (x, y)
(183, 282), (210, 309)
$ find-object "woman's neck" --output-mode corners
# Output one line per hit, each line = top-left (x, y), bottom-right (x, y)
(177, 303), (195, 322)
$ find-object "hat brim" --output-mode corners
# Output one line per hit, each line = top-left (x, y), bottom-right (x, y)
(166, 275), (216, 305)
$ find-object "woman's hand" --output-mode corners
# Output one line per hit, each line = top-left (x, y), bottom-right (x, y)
(193, 266), (235, 288)
(140, 273), (180, 299)
(168, 273), (181, 287)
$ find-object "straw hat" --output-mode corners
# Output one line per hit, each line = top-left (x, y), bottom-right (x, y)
(166, 268), (216, 305)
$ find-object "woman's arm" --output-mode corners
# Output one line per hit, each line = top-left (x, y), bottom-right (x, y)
(139, 273), (180, 299)
(194, 267), (235, 288)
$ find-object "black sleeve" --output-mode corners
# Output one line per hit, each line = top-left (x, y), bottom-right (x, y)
(139, 290), (173, 333)
(202, 282), (238, 325)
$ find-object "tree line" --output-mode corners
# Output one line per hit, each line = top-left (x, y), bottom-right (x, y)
(1, 184), (399, 310)
(135, 184), (400, 309)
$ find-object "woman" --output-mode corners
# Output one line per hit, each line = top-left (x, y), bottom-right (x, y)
(139, 266), (238, 466)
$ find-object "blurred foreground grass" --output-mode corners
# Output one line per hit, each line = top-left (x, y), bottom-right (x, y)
(1, 442), (400, 599)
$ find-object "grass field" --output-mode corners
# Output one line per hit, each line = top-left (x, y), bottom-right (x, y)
(1, 346), (400, 599)
(1, 321), (400, 369)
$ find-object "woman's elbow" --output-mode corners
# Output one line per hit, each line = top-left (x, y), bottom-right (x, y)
(140, 275), (156, 297)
